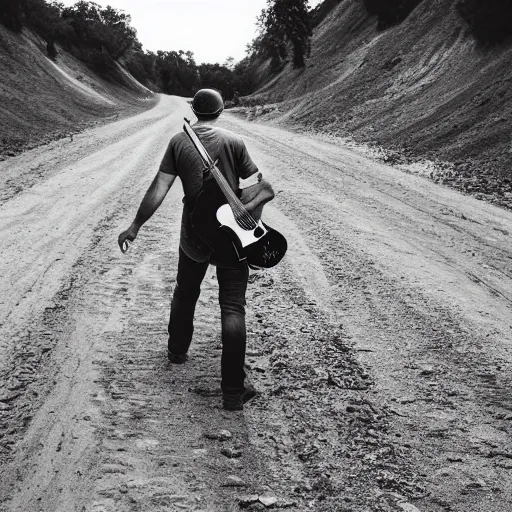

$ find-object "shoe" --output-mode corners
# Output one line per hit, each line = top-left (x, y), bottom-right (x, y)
(222, 384), (258, 411)
(167, 350), (188, 364)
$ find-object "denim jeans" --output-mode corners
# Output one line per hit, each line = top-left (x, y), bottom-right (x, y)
(168, 248), (249, 392)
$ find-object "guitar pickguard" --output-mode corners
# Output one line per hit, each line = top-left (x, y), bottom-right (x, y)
(216, 204), (267, 249)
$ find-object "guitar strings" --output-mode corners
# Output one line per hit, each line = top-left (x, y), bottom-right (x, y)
(211, 166), (258, 230)
(197, 142), (258, 230)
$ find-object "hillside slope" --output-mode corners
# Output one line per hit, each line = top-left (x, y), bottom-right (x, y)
(0, 25), (154, 158)
(244, 0), (512, 207)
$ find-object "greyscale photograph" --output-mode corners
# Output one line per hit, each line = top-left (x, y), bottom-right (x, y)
(1, 0), (512, 511)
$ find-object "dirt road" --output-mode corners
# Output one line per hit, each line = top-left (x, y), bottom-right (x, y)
(1, 95), (512, 512)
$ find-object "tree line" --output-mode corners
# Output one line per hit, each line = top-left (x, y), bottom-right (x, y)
(0, 0), (314, 99)
(1, 0), (138, 71)
(1, 0), (511, 101)
(124, 50), (253, 100)
(251, 0), (312, 70)
(122, 0), (315, 97)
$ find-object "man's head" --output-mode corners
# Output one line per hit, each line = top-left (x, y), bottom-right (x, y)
(192, 89), (224, 121)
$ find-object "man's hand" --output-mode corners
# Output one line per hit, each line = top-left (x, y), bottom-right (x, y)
(240, 179), (275, 221)
(118, 224), (139, 253)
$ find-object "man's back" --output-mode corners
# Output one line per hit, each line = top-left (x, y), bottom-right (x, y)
(159, 125), (258, 202)
(159, 124), (259, 263)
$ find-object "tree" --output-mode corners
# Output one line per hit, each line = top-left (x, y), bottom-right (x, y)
(0, 0), (257, 97)
(257, 0), (312, 68)
(97, 5), (138, 59)
(224, 56), (235, 70)
(0, 0), (26, 32)
(198, 63), (235, 100)
(457, 0), (512, 45)
(232, 56), (258, 98)
(54, 1), (139, 72)
(363, 0), (425, 30)
(60, 2), (137, 58)
(154, 50), (200, 95)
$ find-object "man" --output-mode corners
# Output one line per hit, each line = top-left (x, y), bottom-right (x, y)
(118, 89), (274, 411)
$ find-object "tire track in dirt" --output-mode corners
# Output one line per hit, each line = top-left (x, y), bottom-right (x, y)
(263, 205), (336, 323)
(0, 96), (186, 378)
(1, 185), (327, 511)
(223, 114), (512, 353)
(0, 95), (192, 506)
(276, 192), (512, 511)
(0, 98), (160, 207)
(2, 102), (512, 512)
(243, 262), (423, 512)
(220, 114), (512, 511)
(225, 115), (512, 299)
(1, 105), (422, 511)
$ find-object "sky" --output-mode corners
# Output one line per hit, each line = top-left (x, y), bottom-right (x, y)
(60, 0), (323, 64)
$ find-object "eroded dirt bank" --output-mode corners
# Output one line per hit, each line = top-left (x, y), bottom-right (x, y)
(0, 25), (153, 159)
(1, 96), (512, 512)
(241, 0), (512, 210)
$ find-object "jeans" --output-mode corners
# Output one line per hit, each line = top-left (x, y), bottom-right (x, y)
(168, 248), (249, 392)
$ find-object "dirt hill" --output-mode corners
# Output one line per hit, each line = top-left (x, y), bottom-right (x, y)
(241, 0), (512, 209)
(0, 25), (154, 158)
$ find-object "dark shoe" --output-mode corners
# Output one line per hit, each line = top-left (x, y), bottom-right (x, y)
(167, 350), (188, 364)
(222, 384), (257, 411)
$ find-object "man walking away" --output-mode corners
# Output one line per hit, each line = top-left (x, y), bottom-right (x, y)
(118, 89), (274, 411)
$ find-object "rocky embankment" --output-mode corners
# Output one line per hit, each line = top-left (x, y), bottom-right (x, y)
(238, 0), (512, 212)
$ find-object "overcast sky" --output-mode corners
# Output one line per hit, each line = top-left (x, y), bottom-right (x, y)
(60, 0), (322, 64)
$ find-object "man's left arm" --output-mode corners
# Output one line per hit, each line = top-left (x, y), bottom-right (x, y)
(240, 179), (275, 221)
(236, 140), (275, 221)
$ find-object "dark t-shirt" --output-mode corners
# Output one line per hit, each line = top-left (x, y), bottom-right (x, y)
(159, 124), (259, 262)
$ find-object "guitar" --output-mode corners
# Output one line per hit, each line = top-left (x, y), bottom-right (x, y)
(183, 118), (287, 269)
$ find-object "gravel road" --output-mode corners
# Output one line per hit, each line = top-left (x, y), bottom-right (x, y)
(1, 95), (512, 512)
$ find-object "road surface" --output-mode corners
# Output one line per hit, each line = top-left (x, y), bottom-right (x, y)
(1, 95), (512, 512)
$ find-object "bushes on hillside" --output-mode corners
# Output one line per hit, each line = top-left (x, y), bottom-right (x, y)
(457, 0), (512, 45)
(232, 57), (259, 98)
(0, 0), (68, 55)
(255, 0), (312, 69)
(60, 2), (138, 62)
(0, 0), (260, 99)
(57, 1), (138, 72)
(125, 50), (157, 87)
(0, 0), (138, 72)
(24, 0), (63, 59)
(0, 0), (24, 32)
(363, 0), (425, 29)
(310, 0), (342, 28)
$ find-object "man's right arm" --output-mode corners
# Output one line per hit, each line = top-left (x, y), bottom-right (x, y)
(118, 171), (176, 252)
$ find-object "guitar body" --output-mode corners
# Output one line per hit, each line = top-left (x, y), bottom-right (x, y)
(243, 222), (288, 270)
(191, 177), (287, 269)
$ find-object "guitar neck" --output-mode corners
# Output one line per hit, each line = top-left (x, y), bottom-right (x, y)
(210, 165), (240, 208)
